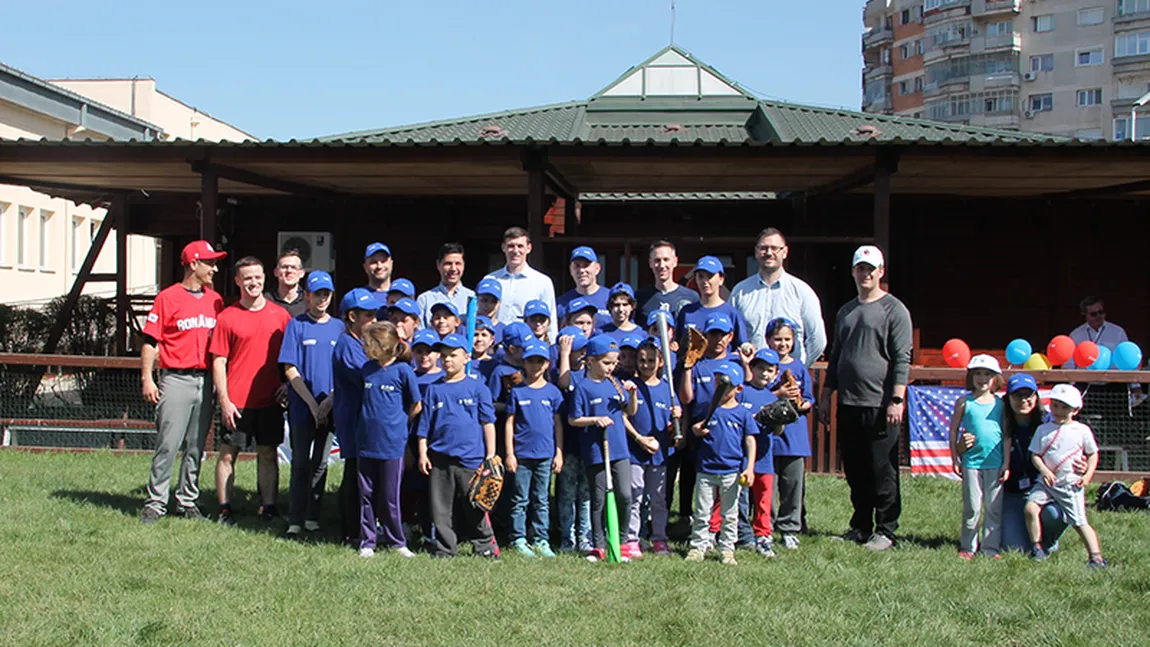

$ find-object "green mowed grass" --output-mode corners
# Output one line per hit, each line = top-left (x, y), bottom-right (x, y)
(1, 451), (1148, 646)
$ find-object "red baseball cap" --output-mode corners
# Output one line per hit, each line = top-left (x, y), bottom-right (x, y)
(181, 240), (227, 265)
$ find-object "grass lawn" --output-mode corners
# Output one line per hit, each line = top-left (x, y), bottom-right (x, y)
(1, 451), (1148, 646)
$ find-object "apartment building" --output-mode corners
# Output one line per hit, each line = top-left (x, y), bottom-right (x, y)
(0, 64), (252, 307)
(862, 0), (1150, 140)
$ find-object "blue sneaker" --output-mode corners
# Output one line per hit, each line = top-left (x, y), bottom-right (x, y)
(512, 538), (536, 558)
(1087, 555), (1108, 569)
(534, 541), (557, 558)
(1030, 546), (1049, 562)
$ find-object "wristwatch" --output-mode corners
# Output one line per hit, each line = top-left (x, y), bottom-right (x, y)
(890, 396), (904, 405)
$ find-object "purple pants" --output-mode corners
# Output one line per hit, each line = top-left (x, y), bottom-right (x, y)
(358, 457), (405, 550)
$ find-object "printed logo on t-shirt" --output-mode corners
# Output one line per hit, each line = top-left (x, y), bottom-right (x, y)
(540, 399), (553, 407)
(456, 398), (476, 406)
(378, 384), (398, 392)
(589, 397), (603, 405)
(698, 376), (712, 384)
(654, 401), (667, 410)
(303, 339), (317, 346)
(433, 401), (444, 410)
(518, 399), (533, 406)
(176, 314), (216, 332)
(147, 313), (159, 323)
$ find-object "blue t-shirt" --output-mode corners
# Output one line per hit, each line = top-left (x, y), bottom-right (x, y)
(696, 404), (757, 475)
(331, 332), (368, 459)
(684, 355), (734, 422)
(487, 362), (524, 404)
(560, 368), (587, 455)
(279, 314), (343, 427)
(769, 357), (814, 458)
(416, 376), (496, 469)
(674, 302), (750, 355)
(960, 395), (1005, 469)
(474, 356), (499, 384)
(570, 376), (629, 466)
(628, 378), (676, 466)
(556, 287), (611, 332)
(358, 360), (421, 460)
(739, 383), (777, 474)
(507, 382), (564, 460)
(415, 369), (444, 396)
(602, 322), (642, 345)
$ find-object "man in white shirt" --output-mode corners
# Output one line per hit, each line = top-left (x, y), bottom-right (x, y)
(416, 242), (476, 328)
(483, 226), (558, 340)
(1066, 295), (1143, 404)
(729, 228), (827, 364)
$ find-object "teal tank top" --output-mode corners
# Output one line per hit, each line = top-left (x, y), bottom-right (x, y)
(960, 395), (1005, 469)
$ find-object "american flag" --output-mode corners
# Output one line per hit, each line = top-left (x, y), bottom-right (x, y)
(907, 386), (964, 480)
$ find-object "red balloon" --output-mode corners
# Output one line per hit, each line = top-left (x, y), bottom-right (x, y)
(1047, 335), (1075, 366)
(942, 338), (971, 368)
(1073, 341), (1100, 368)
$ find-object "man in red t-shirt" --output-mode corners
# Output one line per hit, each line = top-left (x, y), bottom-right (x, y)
(140, 240), (226, 524)
(209, 256), (292, 525)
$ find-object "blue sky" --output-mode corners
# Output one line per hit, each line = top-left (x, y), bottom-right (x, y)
(3, 0), (866, 140)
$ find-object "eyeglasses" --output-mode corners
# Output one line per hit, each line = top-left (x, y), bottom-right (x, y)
(1087, 309), (1105, 317)
(756, 245), (786, 254)
(278, 264), (302, 271)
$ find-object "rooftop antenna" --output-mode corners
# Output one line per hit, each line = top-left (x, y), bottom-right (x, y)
(670, 1), (676, 45)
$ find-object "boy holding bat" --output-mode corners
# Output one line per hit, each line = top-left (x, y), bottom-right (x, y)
(685, 361), (757, 566)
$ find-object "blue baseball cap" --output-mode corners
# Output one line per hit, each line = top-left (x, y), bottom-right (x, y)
(522, 340), (551, 360)
(752, 348), (781, 366)
(558, 326), (589, 351)
(476, 315), (495, 332)
(430, 301), (460, 318)
(477, 278), (503, 300)
(385, 297), (419, 318)
(364, 242), (391, 260)
(620, 333), (644, 350)
(703, 313), (734, 334)
(570, 246), (598, 263)
(586, 334), (619, 357)
(567, 297), (598, 317)
(412, 329), (440, 349)
(647, 310), (674, 329)
(306, 271), (334, 292)
(502, 321), (532, 347)
(639, 335), (662, 352)
(609, 282), (635, 299)
(713, 362), (744, 385)
(388, 278), (415, 298)
(434, 333), (470, 353)
(340, 287), (384, 315)
(1007, 373), (1038, 394)
(524, 299), (551, 319)
(694, 256), (725, 276)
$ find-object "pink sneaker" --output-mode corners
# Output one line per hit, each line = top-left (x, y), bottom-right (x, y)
(652, 540), (672, 556)
(623, 541), (643, 559)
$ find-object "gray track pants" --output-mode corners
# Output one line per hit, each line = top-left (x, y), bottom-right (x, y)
(960, 467), (1004, 555)
(143, 371), (213, 514)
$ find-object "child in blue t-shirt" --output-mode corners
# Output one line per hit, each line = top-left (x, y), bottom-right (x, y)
(411, 329), (444, 390)
(555, 326), (593, 553)
(625, 337), (680, 558)
(505, 340), (564, 558)
(948, 354), (1010, 558)
(416, 333), (498, 558)
(357, 321), (421, 558)
(686, 361), (757, 566)
(740, 348), (782, 558)
(472, 316), (499, 384)
(568, 335), (639, 562)
(615, 333), (643, 381)
(763, 317), (815, 550)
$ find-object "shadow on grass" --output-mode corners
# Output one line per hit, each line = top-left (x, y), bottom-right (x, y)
(896, 533), (960, 550)
(52, 488), (146, 517)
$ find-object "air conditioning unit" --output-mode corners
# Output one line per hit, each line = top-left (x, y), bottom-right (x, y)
(1023, 110), (1035, 119)
(277, 231), (334, 272)
(1023, 71), (1037, 82)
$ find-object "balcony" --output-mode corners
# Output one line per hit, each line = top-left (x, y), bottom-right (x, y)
(1114, 53), (1150, 73)
(971, 0), (1020, 17)
(863, 27), (893, 50)
(924, 0), (972, 25)
(862, 94), (892, 112)
(979, 113), (1021, 129)
(981, 72), (1020, 89)
(864, 64), (893, 80)
(923, 76), (971, 98)
(983, 32), (1021, 52)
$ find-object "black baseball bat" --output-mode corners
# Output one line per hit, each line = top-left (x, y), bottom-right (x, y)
(698, 372), (734, 430)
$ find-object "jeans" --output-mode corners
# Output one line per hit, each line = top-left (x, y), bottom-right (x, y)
(1002, 491), (1069, 552)
(628, 463), (668, 543)
(338, 457), (359, 542)
(289, 416), (334, 526)
(692, 472), (739, 552)
(557, 453), (592, 550)
(510, 458), (553, 544)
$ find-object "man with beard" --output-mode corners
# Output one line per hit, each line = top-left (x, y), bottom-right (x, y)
(363, 242), (394, 295)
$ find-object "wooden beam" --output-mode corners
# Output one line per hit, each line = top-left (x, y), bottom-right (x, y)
(189, 161), (341, 197)
(113, 196), (129, 355)
(804, 165), (875, 197)
(527, 165), (547, 267)
(42, 210), (117, 355)
(1039, 176), (1150, 199)
(564, 193), (579, 236)
(200, 166), (218, 243)
(873, 149), (899, 257)
(87, 273), (117, 282)
(543, 162), (578, 200)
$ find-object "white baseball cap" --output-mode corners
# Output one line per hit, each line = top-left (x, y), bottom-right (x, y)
(967, 354), (1002, 374)
(852, 245), (884, 268)
(1049, 384), (1083, 410)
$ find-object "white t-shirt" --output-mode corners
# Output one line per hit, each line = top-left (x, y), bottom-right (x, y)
(1065, 321), (1128, 368)
(1028, 420), (1097, 484)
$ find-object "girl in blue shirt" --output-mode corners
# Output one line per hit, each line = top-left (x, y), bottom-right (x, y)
(555, 327), (593, 553)
(948, 354), (1010, 558)
(358, 322), (421, 558)
(601, 283), (641, 343)
(764, 317), (815, 551)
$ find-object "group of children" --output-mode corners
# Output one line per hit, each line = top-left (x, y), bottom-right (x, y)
(317, 268), (816, 564)
(949, 355), (1107, 568)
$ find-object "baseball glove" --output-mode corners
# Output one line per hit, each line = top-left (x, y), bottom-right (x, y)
(500, 371), (523, 398)
(683, 328), (708, 368)
(467, 456), (505, 512)
(755, 398), (799, 434)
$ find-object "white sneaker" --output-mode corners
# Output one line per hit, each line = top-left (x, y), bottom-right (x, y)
(783, 534), (801, 550)
(359, 547), (375, 558)
(304, 520), (321, 532)
(396, 547), (415, 558)
(285, 524), (303, 536)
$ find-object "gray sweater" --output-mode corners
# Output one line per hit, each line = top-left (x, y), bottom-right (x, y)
(825, 294), (913, 408)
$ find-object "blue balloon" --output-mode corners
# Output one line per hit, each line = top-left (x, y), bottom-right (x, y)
(1005, 339), (1032, 365)
(1113, 341), (1143, 371)
(1089, 345), (1111, 371)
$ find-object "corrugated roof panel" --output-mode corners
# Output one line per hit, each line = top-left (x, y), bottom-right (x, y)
(578, 123), (751, 143)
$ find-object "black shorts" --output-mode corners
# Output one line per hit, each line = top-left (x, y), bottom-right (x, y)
(218, 407), (284, 449)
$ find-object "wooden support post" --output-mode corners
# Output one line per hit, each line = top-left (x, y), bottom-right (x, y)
(43, 211), (117, 355)
(872, 150), (899, 259)
(564, 193), (579, 237)
(527, 165), (546, 268)
(200, 166), (218, 244)
(113, 196), (129, 355)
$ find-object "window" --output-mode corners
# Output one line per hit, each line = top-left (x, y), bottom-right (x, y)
(900, 44), (910, 59)
(1119, 0), (1150, 16)
(914, 76), (923, 92)
(925, 90), (1017, 119)
(915, 39), (924, 55)
(1030, 54), (1054, 71)
(898, 81), (908, 95)
(1114, 115), (1150, 139)
(925, 0), (965, 10)
(926, 20), (972, 50)
(17, 207), (31, 266)
(1029, 93), (1054, 112)
(39, 210), (52, 269)
(913, 112), (923, 118)
(1075, 128), (1103, 140)
(1078, 7), (1104, 25)
(1077, 89), (1103, 106)
(1077, 47), (1104, 66)
(71, 216), (83, 270)
(987, 21), (1013, 37)
(901, 8), (911, 24)
(884, 15), (893, 30)
(1032, 15), (1054, 33)
(1115, 31), (1150, 57)
(0, 202), (7, 265)
(881, 48), (892, 64)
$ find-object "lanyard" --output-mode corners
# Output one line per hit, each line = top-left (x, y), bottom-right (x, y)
(1087, 324), (1105, 344)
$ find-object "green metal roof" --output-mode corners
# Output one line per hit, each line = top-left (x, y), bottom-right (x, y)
(321, 45), (1060, 146)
